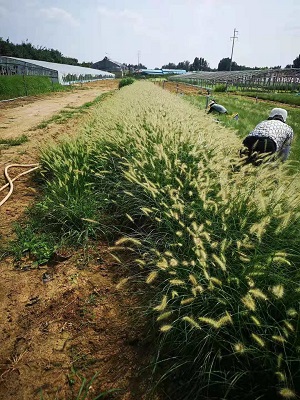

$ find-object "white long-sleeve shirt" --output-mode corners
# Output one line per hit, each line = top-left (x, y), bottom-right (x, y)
(247, 120), (294, 150)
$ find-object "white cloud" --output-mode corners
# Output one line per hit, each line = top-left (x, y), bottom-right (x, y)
(284, 25), (300, 33)
(25, 0), (40, 7)
(98, 6), (142, 23)
(39, 7), (80, 27)
(97, 5), (161, 40)
(0, 4), (8, 18)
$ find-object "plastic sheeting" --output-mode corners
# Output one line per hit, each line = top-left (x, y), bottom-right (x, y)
(1, 57), (115, 84)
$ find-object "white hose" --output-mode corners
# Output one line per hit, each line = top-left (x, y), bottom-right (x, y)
(0, 164), (40, 207)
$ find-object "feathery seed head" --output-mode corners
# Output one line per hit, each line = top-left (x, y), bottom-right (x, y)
(242, 294), (256, 311)
(157, 311), (173, 321)
(180, 297), (195, 305)
(279, 388), (296, 399)
(154, 295), (168, 311)
(182, 316), (201, 329)
(251, 333), (265, 347)
(234, 342), (246, 354)
(146, 270), (159, 284)
(160, 325), (173, 333)
(272, 285), (284, 299)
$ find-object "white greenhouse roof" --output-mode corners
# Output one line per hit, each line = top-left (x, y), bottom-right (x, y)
(6, 57), (115, 83)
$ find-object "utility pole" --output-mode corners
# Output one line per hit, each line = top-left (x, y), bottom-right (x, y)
(229, 28), (238, 71)
(138, 50), (141, 68)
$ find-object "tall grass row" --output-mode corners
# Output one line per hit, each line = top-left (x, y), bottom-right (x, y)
(35, 82), (300, 399)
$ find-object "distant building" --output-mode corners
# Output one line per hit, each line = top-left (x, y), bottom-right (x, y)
(92, 57), (128, 77)
(139, 69), (187, 76)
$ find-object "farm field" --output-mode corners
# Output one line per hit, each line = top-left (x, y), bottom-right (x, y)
(0, 75), (72, 101)
(1, 80), (300, 400)
(179, 89), (300, 165)
(0, 79), (162, 400)
(236, 91), (300, 107)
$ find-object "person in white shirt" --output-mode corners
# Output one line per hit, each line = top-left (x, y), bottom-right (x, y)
(241, 108), (294, 163)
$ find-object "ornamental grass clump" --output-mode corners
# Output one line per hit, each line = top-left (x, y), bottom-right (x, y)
(37, 136), (107, 242)
(38, 82), (300, 399)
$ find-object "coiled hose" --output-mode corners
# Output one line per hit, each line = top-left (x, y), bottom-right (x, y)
(0, 164), (40, 207)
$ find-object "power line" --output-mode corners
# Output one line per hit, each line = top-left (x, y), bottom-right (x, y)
(229, 28), (238, 71)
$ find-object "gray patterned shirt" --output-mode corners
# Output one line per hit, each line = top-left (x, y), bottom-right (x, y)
(209, 103), (227, 114)
(248, 120), (294, 150)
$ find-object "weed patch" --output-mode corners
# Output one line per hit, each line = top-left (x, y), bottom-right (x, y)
(118, 77), (135, 89)
(10, 223), (57, 267)
(0, 134), (28, 147)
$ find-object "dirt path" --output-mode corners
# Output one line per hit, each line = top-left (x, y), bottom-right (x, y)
(0, 81), (160, 400)
(0, 80), (118, 239)
(0, 87), (109, 140)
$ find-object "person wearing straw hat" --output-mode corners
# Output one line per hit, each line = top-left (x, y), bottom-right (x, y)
(240, 108), (294, 163)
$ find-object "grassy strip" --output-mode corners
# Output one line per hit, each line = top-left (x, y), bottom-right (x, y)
(35, 92), (113, 129)
(15, 82), (300, 399)
(238, 91), (300, 107)
(0, 134), (28, 147)
(185, 93), (300, 164)
(0, 75), (72, 100)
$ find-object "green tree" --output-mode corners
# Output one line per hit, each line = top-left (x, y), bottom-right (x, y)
(0, 38), (89, 66)
(161, 62), (177, 69)
(0, 38), (14, 56)
(191, 57), (200, 71)
(199, 57), (209, 70)
(81, 61), (93, 68)
(218, 57), (230, 71)
(217, 57), (246, 71)
(177, 60), (190, 71)
(188, 57), (210, 71)
(293, 54), (300, 68)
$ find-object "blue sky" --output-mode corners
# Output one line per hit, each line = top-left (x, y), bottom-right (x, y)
(0, 0), (299, 69)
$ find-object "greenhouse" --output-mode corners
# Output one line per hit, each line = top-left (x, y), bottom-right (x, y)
(0, 56), (115, 84)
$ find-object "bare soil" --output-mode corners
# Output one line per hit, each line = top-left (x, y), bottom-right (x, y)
(159, 80), (208, 96)
(0, 80), (161, 400)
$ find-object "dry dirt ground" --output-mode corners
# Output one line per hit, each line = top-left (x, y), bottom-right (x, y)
(0, 80), (161, 400)
(157, 80), (208, 96)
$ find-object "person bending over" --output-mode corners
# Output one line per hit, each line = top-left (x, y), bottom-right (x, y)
(207, 99), (228, 114)
(241, 108), (294, 163)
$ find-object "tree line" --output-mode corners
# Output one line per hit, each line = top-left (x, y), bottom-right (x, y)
(123, 63), (147, 71)
(0, 38), (93, 67)
(1, 38), (299, 72)
(162, 55), (300, 71)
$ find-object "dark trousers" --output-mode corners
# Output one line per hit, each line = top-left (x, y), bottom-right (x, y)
(243, 136), (277, 154)
(241, 136), (277, 165)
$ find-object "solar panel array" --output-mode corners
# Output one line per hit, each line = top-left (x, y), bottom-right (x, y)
(170, 68), (300, 90)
